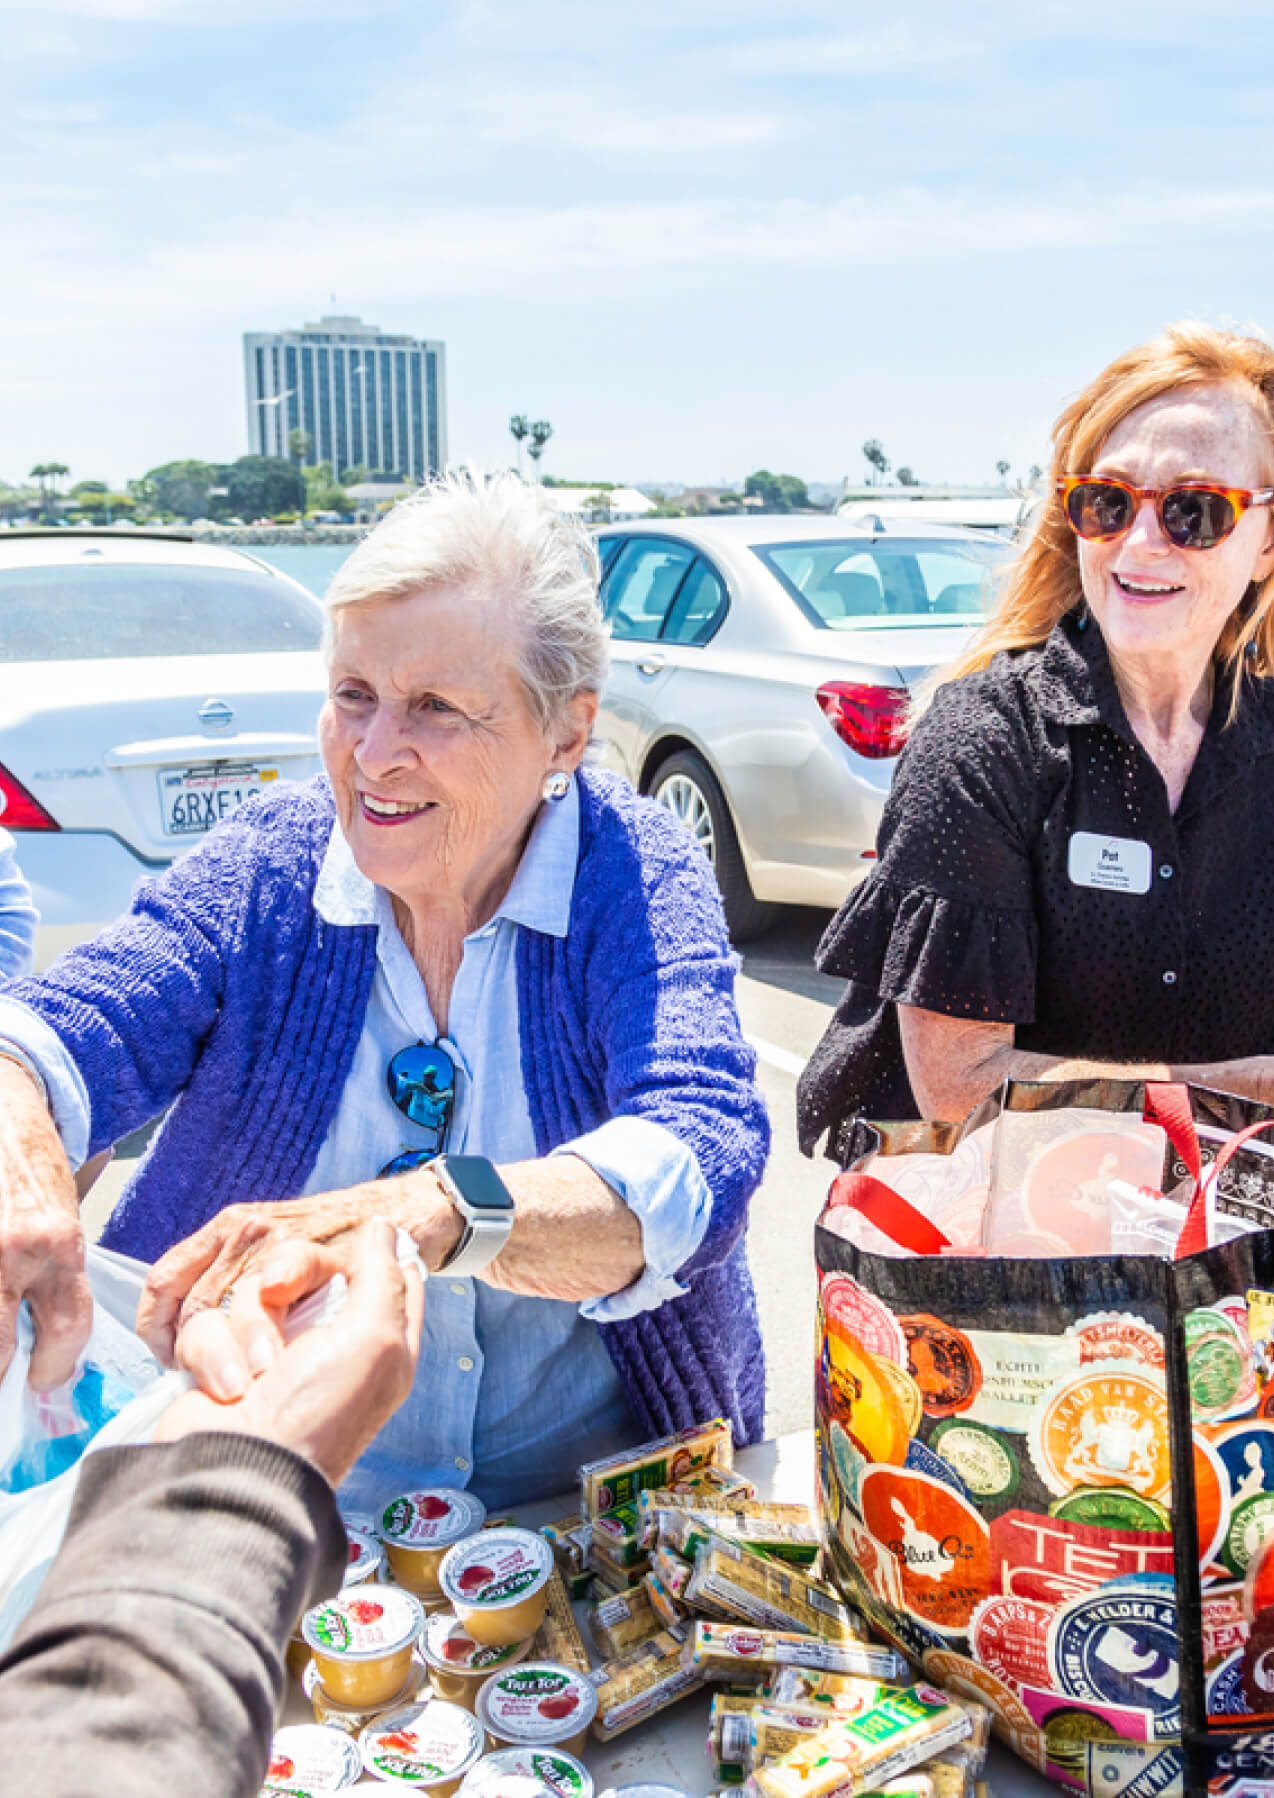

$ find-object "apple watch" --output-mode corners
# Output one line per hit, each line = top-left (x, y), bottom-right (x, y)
(433, 1154), (516, 1279)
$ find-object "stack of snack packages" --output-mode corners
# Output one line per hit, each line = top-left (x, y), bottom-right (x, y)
(285, 1417), (995, 1794)
(560, 1418), (995, 1796)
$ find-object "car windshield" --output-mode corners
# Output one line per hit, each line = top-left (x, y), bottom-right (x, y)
(754, 537), (1013, 630)
(0, 563), (324, 660)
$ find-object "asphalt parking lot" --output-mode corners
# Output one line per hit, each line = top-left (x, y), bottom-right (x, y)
(83, 903), (844, 1440)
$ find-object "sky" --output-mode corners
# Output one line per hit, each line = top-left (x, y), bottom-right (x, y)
(2, 0), (1273, 491)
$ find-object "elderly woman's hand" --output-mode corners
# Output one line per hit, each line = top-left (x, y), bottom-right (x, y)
(153, 1219), (424, 1489)
(136, 1176), (461, 1377)
(0, 1059), (91, 1389)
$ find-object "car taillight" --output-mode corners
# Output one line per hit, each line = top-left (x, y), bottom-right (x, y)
(816, 681), (910, 760)
(0, 762), (59, 830)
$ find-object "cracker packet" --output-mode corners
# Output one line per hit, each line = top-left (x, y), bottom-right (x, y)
(744, 1683), (971, 1798)
(686, 1534), (866, 1642)
(588, 1622), (703, 1741)
(580, 1418), (733, 1518)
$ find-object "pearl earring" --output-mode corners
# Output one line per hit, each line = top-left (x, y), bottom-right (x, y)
(542, 770), (571, 803)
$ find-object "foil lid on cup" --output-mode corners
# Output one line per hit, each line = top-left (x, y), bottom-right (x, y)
(359, 1700), (483, 1785)
(423, 1611), (531, 1676)
(475, 1663), (598, 1746)
(378, 1489), (487, 1549)
(441, 1530), (553, 1613)
(302, 1587), (424, 1661)
(262, 1723), (362, 1791)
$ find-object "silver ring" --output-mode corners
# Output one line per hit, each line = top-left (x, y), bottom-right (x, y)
(218, 1289), (234, 1313)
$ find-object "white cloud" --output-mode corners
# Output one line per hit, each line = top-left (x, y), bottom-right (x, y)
(19, 184), (1271, 332)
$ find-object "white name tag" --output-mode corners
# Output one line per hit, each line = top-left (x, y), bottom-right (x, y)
(1067, 831), (1152, 895)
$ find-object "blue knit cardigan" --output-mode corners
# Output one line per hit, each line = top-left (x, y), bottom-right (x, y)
(11, 770), (770, 1444)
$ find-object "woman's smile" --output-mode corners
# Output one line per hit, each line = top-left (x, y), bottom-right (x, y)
(358, 791), (437, 827)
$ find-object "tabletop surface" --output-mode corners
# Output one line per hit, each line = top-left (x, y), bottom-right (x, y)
(285, 1430), (1059, 1795)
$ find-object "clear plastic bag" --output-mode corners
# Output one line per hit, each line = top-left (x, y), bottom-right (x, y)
(0, 1247), (186, 1651)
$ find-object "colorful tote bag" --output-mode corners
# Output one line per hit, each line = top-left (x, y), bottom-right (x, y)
(814, 1079), (1274, 1796)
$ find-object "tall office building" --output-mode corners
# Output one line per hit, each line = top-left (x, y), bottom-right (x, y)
(243, 315), (447, 481)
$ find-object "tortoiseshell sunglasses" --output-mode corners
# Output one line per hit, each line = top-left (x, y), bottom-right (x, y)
(1058, 475), (1274, 551)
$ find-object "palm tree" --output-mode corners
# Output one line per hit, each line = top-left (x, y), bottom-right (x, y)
(861, 440), (889, 486)
(509, 415), (531, 477)
(996, 459), (1011, 481)
(29, 462), (69, 520)
(527, 420), (553, 481)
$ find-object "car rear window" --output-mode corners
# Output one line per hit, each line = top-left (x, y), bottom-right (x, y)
(0, 563), (324, 661)
(754, 539), (1011, 630)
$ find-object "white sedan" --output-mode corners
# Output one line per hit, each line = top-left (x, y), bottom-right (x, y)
(0, 531), (327, 970)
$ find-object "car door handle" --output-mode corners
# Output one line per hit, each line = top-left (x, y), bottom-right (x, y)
(637, 652), (666, 676)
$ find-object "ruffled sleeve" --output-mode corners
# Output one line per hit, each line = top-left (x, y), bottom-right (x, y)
(816, 875), (1037, 1024)
(798, 671), (1046, 1152)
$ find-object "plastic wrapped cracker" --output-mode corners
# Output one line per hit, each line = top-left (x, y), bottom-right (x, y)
(590, 1583), (660, 1658)
(644, 1567), (685, 1630)
(530, 1566), (591, 1674)
(712, 1693), (760, 1783)
(771, 1669), (902, 1707)
(587, 1541), (648, 1590)
(588, 1622), (704, 1741)
(925, 1755), (974, 1798)
(580, 1419), (733, 1518)
(540, 1512), (593, 1599)
(744, 1683), (972, 1798)
(686, 1534), (865, 1642)
(641, 1492), (820, 1565)
(749, 1702), (850, 1769)
(591, 1502), (647, 1568)
(664, 1506), (820, 1570)
(688, 1623), (906, 1686)
(650, 1545), (694, 1599)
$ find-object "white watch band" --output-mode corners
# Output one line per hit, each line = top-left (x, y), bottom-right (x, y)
(443, 1212), (513, 1280)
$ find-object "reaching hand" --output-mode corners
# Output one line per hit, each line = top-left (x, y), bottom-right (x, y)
(0, 1060), (91, 1390)
(153, 1219), (424, 1489)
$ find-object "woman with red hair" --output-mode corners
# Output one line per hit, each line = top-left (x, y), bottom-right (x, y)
(800, 322), (1274, 1155)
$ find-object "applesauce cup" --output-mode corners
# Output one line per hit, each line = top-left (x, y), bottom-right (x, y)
(360, 1698), (484, 1793)
(440, 1530), (554, 1648)
(458, 1745), (594, 1798)
(264, 1723), (363, 1792)
(301, 1584), (424, 1709)
(304, 1653), (428, 1735)
(474, 1663), (598, 1760)
(346, 1525), (386, 1587)
(423, 1611), (532, 1711)
(377, 1489), (487, 1598)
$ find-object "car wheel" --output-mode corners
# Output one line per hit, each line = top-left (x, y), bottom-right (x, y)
(649, 751), (778, 943)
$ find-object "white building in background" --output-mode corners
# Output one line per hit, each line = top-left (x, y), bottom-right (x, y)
(540, 486), (655, 522)
(243, 315), (447, 481)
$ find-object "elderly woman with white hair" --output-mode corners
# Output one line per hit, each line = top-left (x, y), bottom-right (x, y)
(0, 473), (769, 1505)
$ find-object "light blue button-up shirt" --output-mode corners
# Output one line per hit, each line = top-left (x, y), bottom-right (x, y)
(0, 781), (713, 1508)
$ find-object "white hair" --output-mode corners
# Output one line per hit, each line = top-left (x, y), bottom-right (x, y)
(324, 469), (610, 729)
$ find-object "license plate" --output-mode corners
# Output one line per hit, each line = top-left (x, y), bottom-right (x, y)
(157, 762), (279, 837)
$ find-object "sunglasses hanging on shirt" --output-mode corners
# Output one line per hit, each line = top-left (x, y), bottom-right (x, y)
(378, 1040), (456, 1178)
(1058, 475), (1274, 551)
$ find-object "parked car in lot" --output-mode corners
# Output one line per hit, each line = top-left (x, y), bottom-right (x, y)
(0, 531), (326, 969)
(593, 515), (1014, 940)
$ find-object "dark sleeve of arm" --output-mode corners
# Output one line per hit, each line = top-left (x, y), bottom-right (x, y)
(4, 801), (268, 1153)
(0, 1435), (346, 1798)
(816, 675), (1041, 1025)
(584, 827), (771, 1280)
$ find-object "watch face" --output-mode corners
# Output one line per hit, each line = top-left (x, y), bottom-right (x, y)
(442, 1155), (515, 1212)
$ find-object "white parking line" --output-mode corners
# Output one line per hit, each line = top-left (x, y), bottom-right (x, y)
(747, 1035), (805, 1078)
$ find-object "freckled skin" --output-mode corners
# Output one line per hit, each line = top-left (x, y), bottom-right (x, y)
(1079, 383), (1274, 678)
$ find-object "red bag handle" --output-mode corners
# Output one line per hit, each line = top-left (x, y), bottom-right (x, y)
(1143, 1081), (1202, 1188)
(827, 1170), (953, 1257)
(1175, 1115), (1274, 1260)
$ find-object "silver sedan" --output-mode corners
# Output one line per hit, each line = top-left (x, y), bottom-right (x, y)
(593, 514), (1012, 940)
